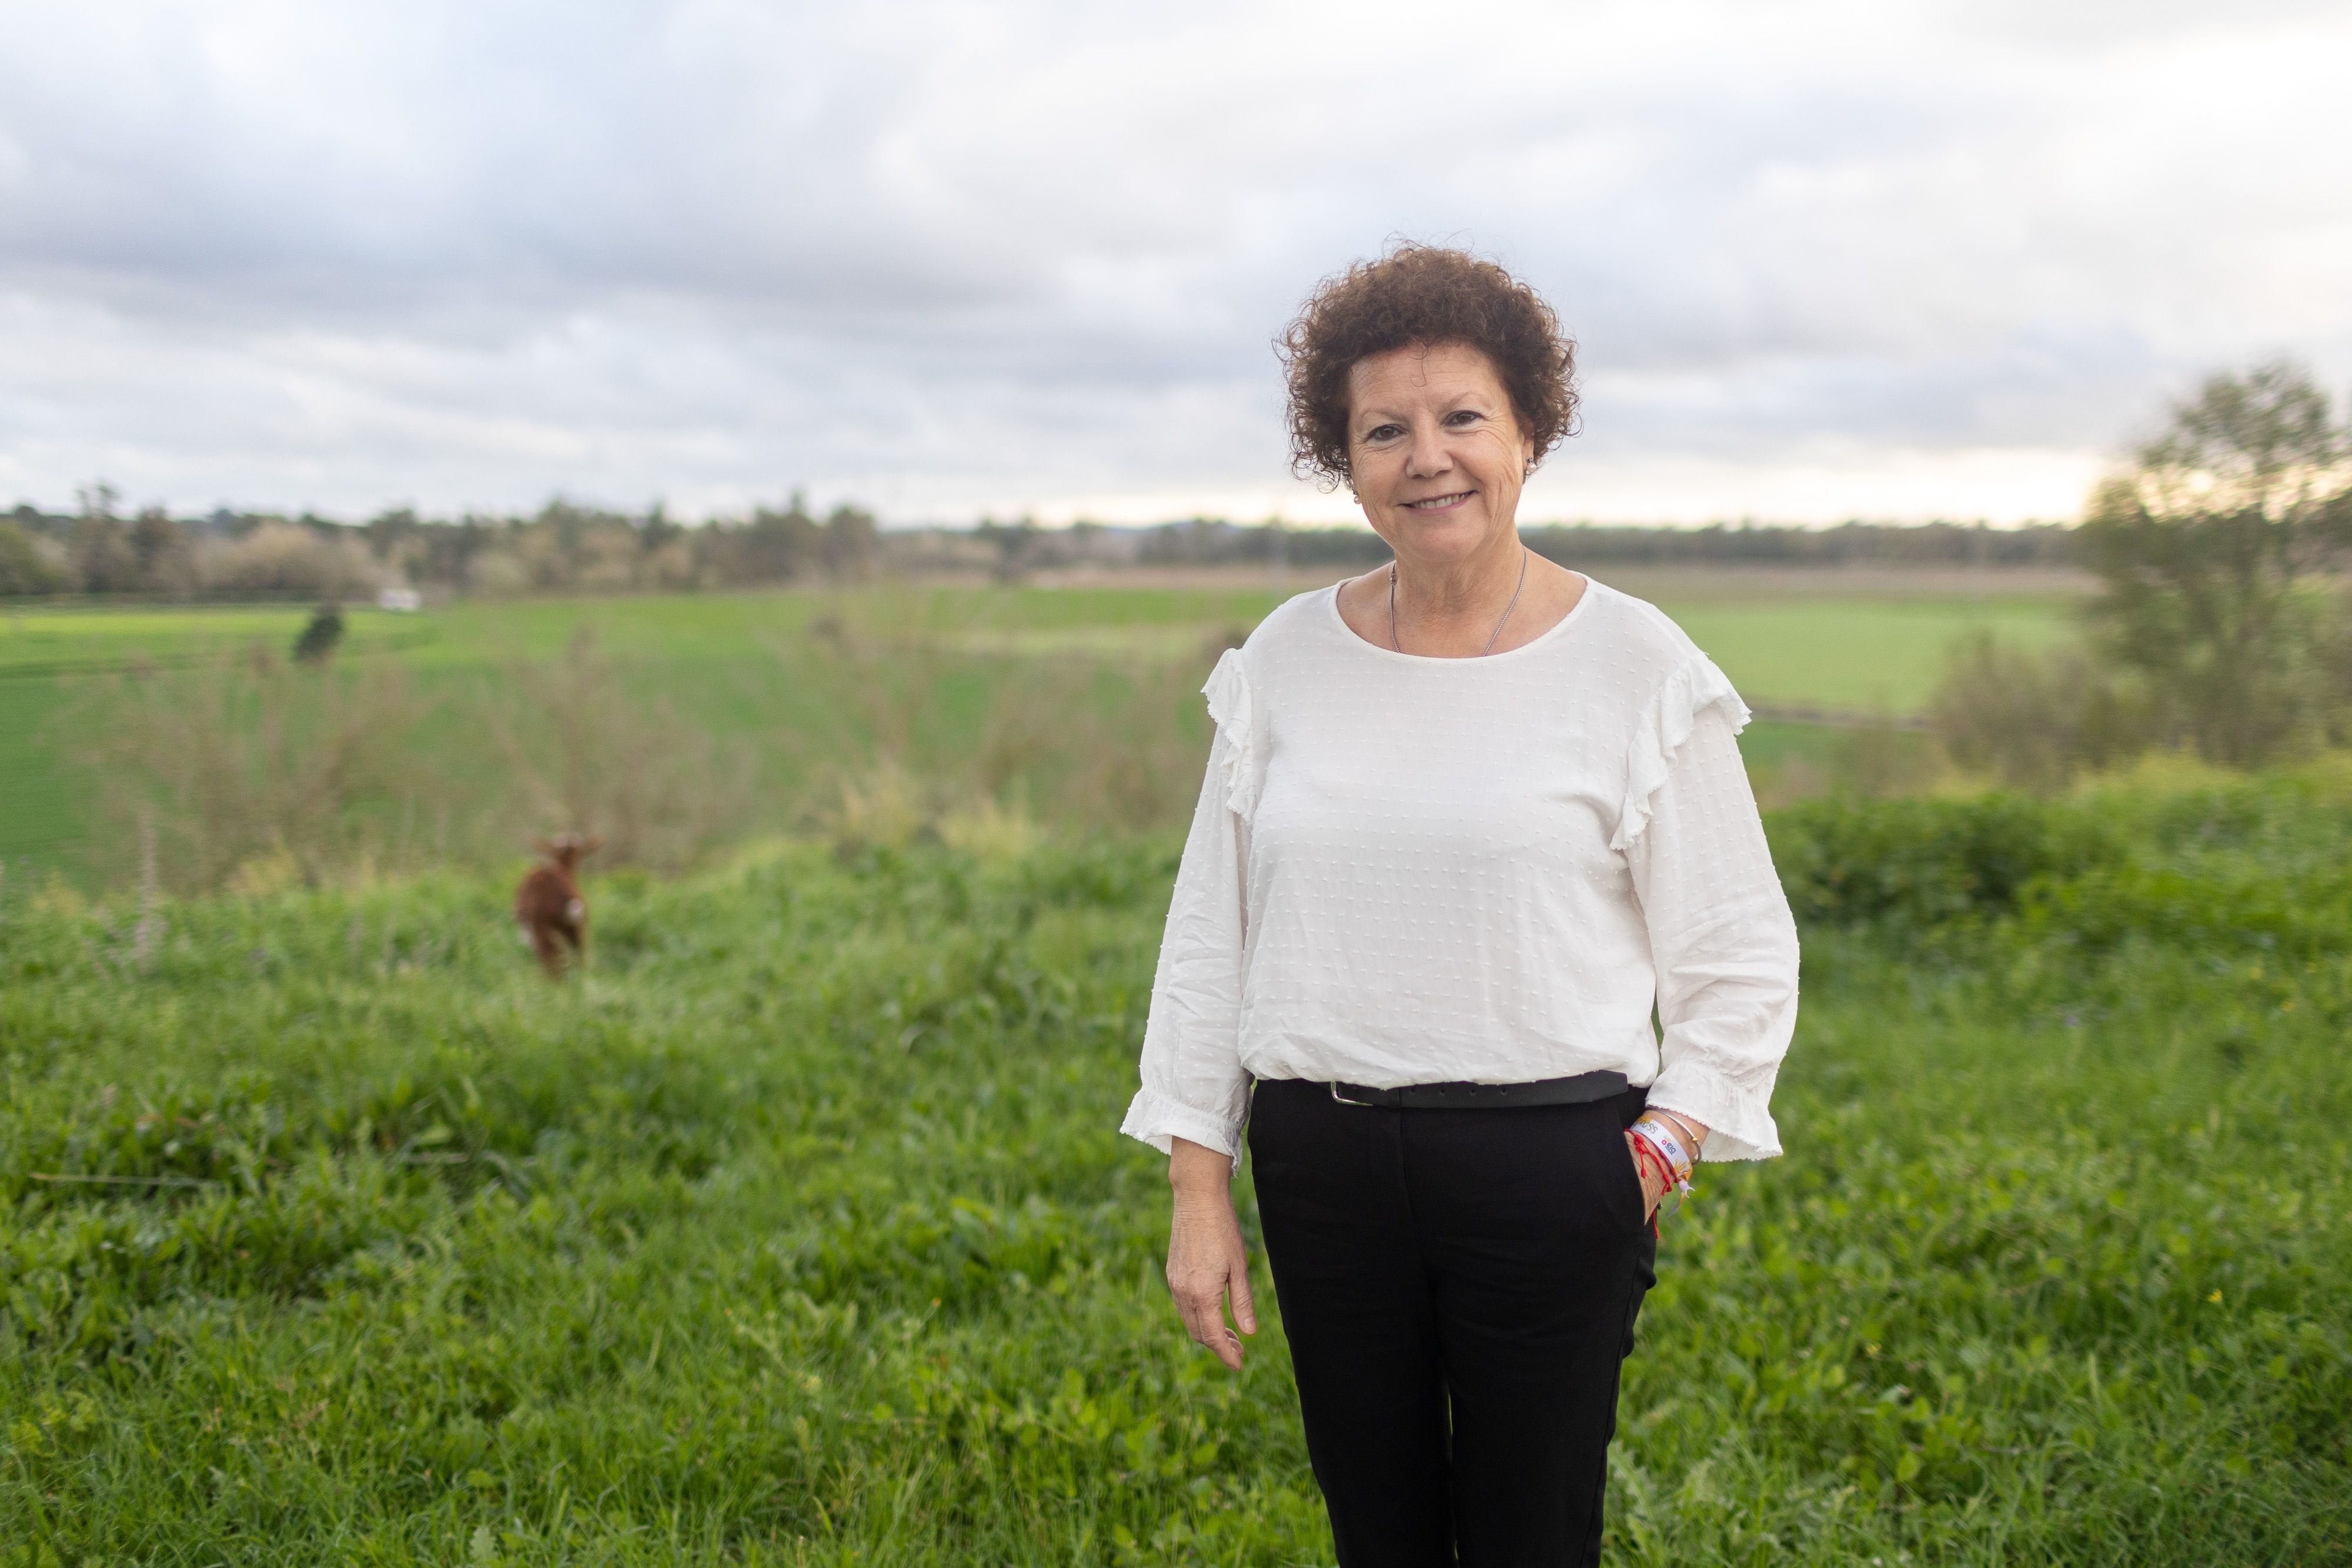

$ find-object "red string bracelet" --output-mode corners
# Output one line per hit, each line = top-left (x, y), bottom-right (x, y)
(1628, 1128), (1689, 1226)
(1629, 1134), (1675, 1202)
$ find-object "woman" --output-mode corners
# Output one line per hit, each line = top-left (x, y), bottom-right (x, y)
(1120, 245), (1800, 1566)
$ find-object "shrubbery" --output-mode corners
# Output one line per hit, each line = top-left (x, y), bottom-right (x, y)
(1774, 757), (2352, 957)
(1768, 790), (2122, 933)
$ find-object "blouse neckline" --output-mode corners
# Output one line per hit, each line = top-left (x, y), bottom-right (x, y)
(1321, 571), (1601, 667)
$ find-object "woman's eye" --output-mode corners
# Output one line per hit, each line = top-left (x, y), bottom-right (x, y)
(1364, 424), (1403, 443)
(1445, 409), (1482, 426)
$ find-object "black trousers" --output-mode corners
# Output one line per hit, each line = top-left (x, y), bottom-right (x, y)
(1247, 1078), (1658, 1567)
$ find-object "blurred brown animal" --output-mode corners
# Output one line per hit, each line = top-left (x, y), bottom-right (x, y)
(515, 834), (599, 977)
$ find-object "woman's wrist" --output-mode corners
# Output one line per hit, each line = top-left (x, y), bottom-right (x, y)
(1628, 1116), (1696, 1188)
(1648, 1107), (1709, 1155)
(1169, 1136), (1235, 1193)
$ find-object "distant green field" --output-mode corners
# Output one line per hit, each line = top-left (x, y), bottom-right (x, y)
(0, 580), (2077, 698)
(0, 577), (2079, 887)
(1, 589), (1281, 679)
(1658, 595), (2077, 717)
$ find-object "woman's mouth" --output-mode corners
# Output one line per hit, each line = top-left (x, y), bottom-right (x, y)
(1402, 492), (1473, 512)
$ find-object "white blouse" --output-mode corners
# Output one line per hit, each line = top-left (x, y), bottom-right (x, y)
(1119, 577), (1800, 1165)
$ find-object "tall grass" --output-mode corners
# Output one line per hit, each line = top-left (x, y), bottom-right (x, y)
(56, 602), (1234, 894)
(68, 651), (430, 894)
(53, 595), (1967, 900)
(4, 770), (2348, 1562)
(477, 631), (759, 872)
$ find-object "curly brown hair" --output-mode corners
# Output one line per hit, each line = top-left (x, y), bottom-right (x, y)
(1277, 243), (1578, 490)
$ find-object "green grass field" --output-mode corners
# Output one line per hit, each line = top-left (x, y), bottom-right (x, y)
(1656, 596), (2076, 717)
(0, 574), (2079, 890)
(4, 766), (2347, 1563)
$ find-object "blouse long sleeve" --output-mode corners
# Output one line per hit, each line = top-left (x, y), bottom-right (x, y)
(1622, 691), (1801, 1162)
(1119, 663), (1255, 1160)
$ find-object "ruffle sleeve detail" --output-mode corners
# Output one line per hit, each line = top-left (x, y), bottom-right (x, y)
(1611, 654), (1752, 854)
(1202, 648), (1260, 823)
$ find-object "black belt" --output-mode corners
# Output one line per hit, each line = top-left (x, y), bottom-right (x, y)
(1325, 1071), (1628, 1109)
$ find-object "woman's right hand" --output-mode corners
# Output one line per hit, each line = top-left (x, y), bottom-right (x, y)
(1626, 1130), (1666, 1222)
(1166, 1136), (1257, 1370)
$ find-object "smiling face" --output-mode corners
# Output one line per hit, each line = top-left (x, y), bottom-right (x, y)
(1347, 341), (1536, 567)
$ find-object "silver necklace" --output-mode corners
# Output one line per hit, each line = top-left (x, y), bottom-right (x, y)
(1389, 547), (1530, 657)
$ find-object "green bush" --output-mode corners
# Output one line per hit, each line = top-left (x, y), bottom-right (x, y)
(1766, 791), (2122, 933)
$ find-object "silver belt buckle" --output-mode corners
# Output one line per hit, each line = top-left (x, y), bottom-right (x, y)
(1329, 1081), (1377, 1108)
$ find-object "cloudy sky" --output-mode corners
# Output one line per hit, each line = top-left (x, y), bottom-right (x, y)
(2, 1), (2347, 527)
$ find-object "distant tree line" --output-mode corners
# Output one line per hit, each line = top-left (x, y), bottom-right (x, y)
(1101, 516), (2076, 573)
(356, 495), (883, 595)
(894, 514), (2080, 583)
(1, 495), (2086, 601)
(0, 492), (884, 600)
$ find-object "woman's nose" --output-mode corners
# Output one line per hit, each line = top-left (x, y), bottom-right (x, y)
(1405, 426), (1451, 479)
